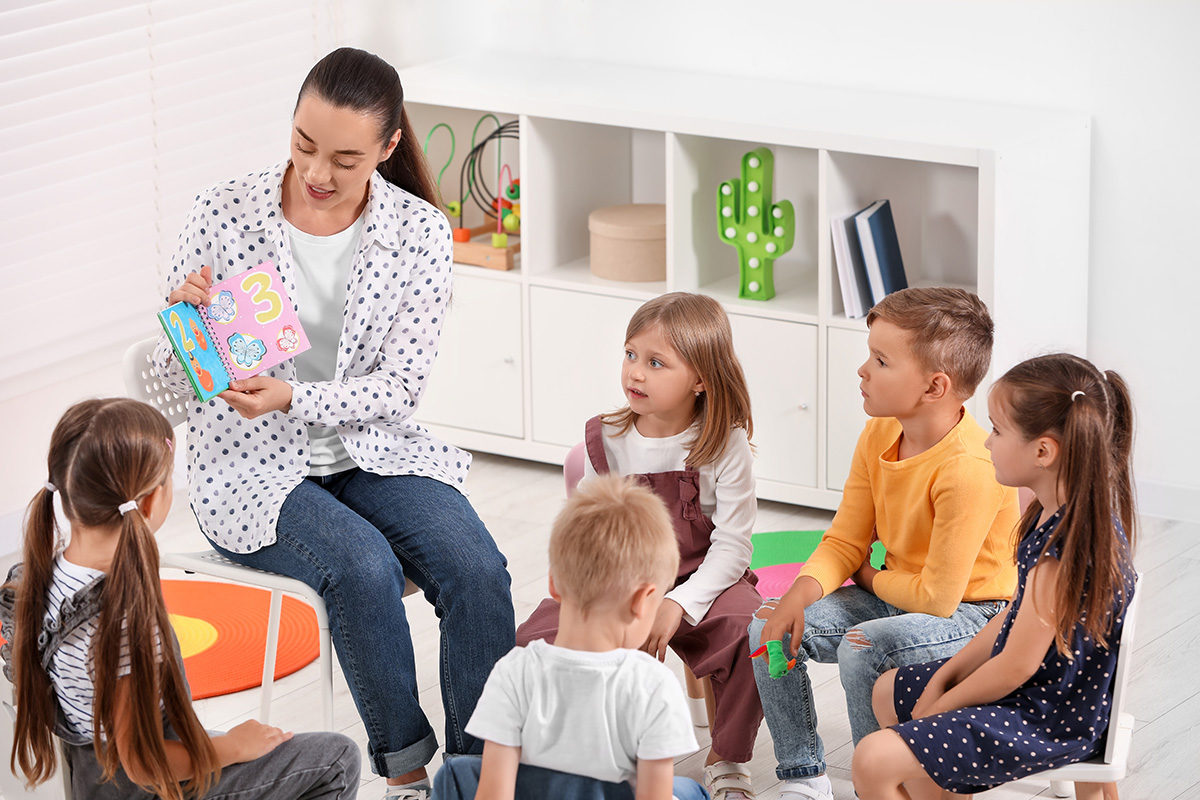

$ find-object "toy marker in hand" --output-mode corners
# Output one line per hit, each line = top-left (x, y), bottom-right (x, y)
(750, 640), (795, 679)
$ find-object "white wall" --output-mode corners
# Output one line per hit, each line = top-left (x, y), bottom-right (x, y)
(3, 1), (1193, 547)
(345, 0), (1198, 521)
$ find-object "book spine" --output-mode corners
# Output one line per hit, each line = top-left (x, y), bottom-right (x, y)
(157, 310), (207, 402)
(199, 304), (237, 381)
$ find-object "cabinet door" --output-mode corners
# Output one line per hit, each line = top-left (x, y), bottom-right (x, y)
(530, 287), (641, 447)
(417, 274), (524, 438)
(730, 314), (818, 488)
(826, 327), (870, 491)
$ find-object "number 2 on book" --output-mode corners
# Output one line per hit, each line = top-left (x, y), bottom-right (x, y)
(169, 311), (196, 353)
(241, 272), (283, 324)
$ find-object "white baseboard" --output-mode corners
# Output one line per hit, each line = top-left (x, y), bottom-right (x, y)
(1137, 479), (1200, 525)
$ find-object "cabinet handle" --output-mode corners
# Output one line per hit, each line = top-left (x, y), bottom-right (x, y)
(799, 403), (809, 410)
(503, 356), (515, 364)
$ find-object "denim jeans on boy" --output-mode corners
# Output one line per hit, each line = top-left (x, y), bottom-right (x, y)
(432, 755), (710, 800)
(748, 585), (1005, 780)
(210, 468), (516, 779)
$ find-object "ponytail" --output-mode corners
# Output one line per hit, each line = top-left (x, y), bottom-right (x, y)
(92, 509), (219, 800)
(995, 354), (1135, 656)
(9, 486), (63, 785)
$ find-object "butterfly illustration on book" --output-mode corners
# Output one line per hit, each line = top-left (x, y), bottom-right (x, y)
(207, 290), (238, 323)
(276, 326), (300, 353)
(227, 333), (267, 370)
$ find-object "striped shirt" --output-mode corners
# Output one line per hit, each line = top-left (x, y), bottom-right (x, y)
(45, 555), (136, 740)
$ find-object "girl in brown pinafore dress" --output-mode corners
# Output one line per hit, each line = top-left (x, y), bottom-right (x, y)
(517, 293), (764, 800)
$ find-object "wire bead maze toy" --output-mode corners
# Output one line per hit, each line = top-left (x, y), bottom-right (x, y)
(424, 115), (522, 269)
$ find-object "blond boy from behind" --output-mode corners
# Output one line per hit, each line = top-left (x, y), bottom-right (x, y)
(749, 287), (1020, 800)
(434, 474), (706, 800)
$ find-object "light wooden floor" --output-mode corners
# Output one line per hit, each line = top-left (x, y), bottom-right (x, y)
(18, 452), (1200, 799)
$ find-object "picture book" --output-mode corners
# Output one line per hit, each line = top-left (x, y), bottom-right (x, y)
(855, 199), (908, 305)
(157, 262), (310, 402)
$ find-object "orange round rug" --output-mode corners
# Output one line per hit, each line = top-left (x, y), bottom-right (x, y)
(162, 580), (319, 700)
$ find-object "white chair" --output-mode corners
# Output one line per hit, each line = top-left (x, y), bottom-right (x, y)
(0, 670), (72, 799)
(1024, 573), (1144, 800)
(124, 335), (416, 729)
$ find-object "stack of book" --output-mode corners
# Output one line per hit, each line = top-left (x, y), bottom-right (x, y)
(830, 199), (907, 319)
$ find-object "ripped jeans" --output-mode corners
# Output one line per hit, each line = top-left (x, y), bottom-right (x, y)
(748, 586), (1006, 780)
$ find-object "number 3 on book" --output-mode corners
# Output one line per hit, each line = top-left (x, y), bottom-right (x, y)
(241, 272), (283, 324)
(169, 311), (196, 353)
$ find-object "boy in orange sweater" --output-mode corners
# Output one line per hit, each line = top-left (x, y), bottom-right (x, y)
(749, 288), (1019, 800)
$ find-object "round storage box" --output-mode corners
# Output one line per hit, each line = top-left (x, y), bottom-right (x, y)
(588, 203), (666, 282)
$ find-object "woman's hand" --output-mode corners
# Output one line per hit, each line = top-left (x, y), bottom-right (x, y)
(169, 266), (213, 306)
(224, 719), (293, 764)
(220, 377), (293, 419)
(642, 599), (684, 661)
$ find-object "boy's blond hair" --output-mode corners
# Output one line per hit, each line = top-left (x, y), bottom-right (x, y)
(866, 287), (994, 400)
(549, 474), (679, 613)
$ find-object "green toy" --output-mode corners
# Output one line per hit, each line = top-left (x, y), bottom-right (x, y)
(716, 147), (795, 301)
(750, 640), (796, 679)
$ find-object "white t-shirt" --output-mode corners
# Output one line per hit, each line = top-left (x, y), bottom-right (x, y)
(465, 640), (698, 786)
(581, 422), (756, 625)
(286, 213), (365, 477)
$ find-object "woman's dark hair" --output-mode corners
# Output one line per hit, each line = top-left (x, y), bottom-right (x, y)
(297, 47), (440, 207)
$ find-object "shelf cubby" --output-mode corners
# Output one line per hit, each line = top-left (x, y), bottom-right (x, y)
(406, 102), (521, 249)
(823, 150), (979, 321)
(670, 133), (819, 321)
(522, 116), (665, 291)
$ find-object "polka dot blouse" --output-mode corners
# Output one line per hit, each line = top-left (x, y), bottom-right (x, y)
(889, 509), (1136, 794)
(152, 162), (469, 553)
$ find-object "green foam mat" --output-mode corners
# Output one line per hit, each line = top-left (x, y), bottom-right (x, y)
(750, 529), (885, 570)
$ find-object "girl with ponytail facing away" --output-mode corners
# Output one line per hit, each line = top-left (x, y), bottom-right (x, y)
(853, 354), (1137, 800)
(0, 398), (359, 800)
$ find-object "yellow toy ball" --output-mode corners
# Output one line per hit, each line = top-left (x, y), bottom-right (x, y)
(502, 212), (520, 233)
(446, 201), (462, 218)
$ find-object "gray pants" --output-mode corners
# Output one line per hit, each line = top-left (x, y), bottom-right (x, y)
(65, 730), (360, 799)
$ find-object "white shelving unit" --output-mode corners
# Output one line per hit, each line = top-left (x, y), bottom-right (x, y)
(402, 55), (1090, 510)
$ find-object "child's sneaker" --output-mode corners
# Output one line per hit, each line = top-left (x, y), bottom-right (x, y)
(778, 774), (833, 800)
(703, 761), (756, 800)
(382, 783), (430, 799)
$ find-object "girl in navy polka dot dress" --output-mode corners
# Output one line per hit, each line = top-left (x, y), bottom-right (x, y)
(853, 353), (1137, 800)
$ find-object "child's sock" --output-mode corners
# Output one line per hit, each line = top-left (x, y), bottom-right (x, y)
(382, 778), (431, 799)
(778, 774), (833, 800)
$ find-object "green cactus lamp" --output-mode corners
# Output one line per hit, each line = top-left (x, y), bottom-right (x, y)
(717, 148), (795, 301)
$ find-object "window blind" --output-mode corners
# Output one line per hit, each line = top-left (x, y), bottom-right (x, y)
(0, 0), (340, 401)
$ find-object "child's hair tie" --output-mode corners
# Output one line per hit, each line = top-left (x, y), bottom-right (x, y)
(44, 481), (56, 493)
(1071, 390), (1086, 402)
(118, 500), (139, 517)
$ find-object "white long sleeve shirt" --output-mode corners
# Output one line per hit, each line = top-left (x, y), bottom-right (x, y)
(154, 161), (469, 553)
(582, 423), (756, 624)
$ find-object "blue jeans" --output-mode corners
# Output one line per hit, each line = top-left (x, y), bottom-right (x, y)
(210, 469), (515, 778)
(66, 731), (360, 799)
(748, 585), (1005, 780)
(432, 755), (709, 800)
